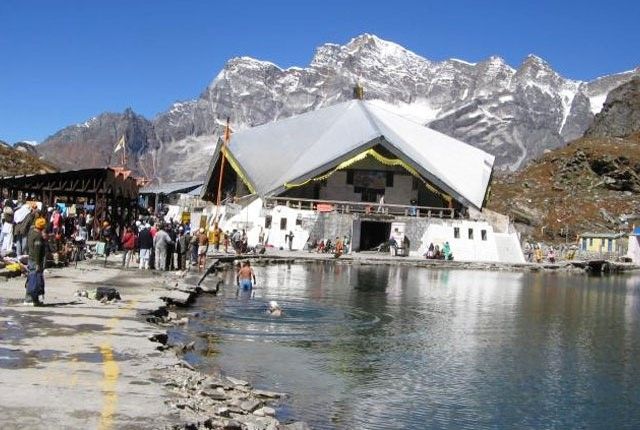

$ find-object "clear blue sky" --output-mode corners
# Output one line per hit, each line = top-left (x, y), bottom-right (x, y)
(1, 0), (638, 144)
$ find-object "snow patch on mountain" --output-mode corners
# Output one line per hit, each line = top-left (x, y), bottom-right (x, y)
(367, 99), (441, 124)
(589, 94), (608, 114)
(36, 34), (640, 182)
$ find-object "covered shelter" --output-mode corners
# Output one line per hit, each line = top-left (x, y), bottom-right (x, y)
(202, 99), (494, 213)
(0, 167), (139, 227)
(139, 181), (203, 212)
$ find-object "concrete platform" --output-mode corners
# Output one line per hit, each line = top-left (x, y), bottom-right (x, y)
(0, 258), (179, 429)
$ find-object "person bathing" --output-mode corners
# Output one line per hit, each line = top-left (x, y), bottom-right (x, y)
(267, 300), (282, 317)
(237, 260), (256, 290)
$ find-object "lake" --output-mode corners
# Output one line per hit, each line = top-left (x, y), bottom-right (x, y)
(177, 263), (640, 429)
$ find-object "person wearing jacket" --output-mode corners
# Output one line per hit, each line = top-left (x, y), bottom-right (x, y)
(153, 224), (174, 271)
(137, 224), (153, 270)
(176, 227), (190, 271)
(25, 217), (47, 306)
(121, 226), (136, 268)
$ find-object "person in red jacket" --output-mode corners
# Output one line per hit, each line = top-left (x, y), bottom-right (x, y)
(121, 226), (136, 268)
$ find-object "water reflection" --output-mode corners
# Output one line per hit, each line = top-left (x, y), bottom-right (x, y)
(182, 264), (640, 429)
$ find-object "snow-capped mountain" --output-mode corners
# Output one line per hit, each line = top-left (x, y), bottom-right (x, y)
(36, 33), (639, 181)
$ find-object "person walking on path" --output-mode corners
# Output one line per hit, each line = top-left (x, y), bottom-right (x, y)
(1, 202), (14, 253)
(287, 230), (294, 251)
(166, 223), (177, 271)
(86, 211), (94, 240)
(377, 194), (385, 213)
(100, 221), (113, 265)
(25, 217), (47, 306)
(211, 224), (221, 252)
(197, 228), (209, 272)
(177, 227), (190, 271)
(153, 224), (174, 271)
(189, 232), (198, 268)
(237, 261), (256, 290)
(137, 224), (153, 270)
(121, 226), (136, 268)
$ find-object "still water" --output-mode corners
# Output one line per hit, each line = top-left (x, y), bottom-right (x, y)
(178, 264), (640, 429)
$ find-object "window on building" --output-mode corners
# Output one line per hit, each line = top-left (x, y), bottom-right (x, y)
(280, 218), (287, 230)
(346, 171), (354, 185)
(386, 172), (394, 187)
(481, 229), (487, 241)
(454, 227), (460, 238)
(589, 238), (593, 246)
(468, 228), (474, 240)
(265, 215), (272, 229)
(608, 238), (613, 252)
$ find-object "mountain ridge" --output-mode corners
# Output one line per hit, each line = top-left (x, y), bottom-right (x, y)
(488, 77), (640, 241)
(31, 33), (640, 183)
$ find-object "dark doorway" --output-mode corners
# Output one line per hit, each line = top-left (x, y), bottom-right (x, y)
(359, 221), (391, 251)
(361, 188), (384, 203)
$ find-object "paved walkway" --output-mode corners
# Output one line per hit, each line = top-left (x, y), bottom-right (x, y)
(0, 259), (179, 429)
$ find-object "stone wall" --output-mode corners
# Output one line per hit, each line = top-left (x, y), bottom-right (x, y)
(308, 212), (354, 242)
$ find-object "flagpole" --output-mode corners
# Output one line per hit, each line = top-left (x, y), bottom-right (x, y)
(215, 118), (230, 217)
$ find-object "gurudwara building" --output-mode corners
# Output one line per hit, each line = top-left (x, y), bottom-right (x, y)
(198, 99), (524, 263)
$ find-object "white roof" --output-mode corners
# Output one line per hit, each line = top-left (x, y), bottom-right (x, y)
(208, 100), (494, 209)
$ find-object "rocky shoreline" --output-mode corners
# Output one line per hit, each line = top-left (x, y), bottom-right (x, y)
(143, 254), (639, 429)
(147, 272), (309, 430)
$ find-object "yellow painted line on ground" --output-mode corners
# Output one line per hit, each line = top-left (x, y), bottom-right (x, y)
(98, 343), (119, 430)
(98, 300), (138, 430)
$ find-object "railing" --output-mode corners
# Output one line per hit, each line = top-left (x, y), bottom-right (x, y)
(264, 197), (455, 219)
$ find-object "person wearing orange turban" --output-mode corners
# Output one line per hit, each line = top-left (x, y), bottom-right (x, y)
(25, 217), (48, 306)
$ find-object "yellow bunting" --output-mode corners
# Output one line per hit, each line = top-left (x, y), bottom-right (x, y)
(222, 149), (256, 194)
(283, 148), (452, 203)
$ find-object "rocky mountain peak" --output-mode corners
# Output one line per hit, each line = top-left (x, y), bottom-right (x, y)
(515, 54), (563, 86)
(30, 33), (640, 182)
(585, 77), (640, 138)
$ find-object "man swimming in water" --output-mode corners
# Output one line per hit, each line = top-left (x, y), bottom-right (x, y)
(237, 261), (256, 290)
(267, 300), (282, 317)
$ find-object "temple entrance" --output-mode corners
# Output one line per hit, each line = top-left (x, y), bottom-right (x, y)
(359, 220), (391, 251)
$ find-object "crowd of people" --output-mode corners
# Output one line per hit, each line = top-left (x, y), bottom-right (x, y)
(524, 243), (558, 263)
(1, 198), (92, 305)
(1, 198), (95, 266)
(306, 235), (349, 257)
(99, 221), (267, 273)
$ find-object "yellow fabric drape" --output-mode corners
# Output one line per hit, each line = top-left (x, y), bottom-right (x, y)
(283, 148), (452, 203)
(223, 149), (256, 194)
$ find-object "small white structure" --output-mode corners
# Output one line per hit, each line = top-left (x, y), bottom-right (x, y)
(627, 229), (640, 264)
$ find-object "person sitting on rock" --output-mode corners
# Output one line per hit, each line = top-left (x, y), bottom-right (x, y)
(443, 241), (453, 260)
(425, 243), (435, 259)
(547, 246), (556, 263)
(534, 245), (543, 263)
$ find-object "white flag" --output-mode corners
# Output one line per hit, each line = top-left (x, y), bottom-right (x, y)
(114, 135), (126, 153)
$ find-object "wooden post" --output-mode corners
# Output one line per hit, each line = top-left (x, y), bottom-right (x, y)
(215, 117), (231, 217)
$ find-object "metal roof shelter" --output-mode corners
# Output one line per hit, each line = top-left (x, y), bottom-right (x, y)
(0, 168), (139, 227)
(203, 99), (495, 209)
(139, 181), (203, 196)
(139, 181), (203, 213)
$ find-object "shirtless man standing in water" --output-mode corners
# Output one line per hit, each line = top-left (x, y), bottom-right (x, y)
(237, 261), (256, 290)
